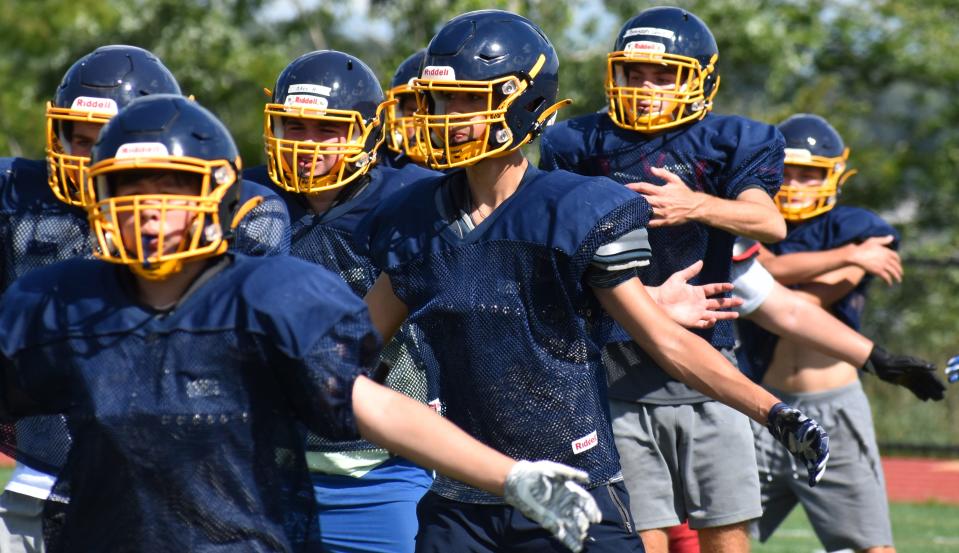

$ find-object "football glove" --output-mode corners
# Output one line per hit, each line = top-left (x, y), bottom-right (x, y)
(862, 345), (945, 401)
(946, 355), (959, 384)
(766, 402), (830, 487)
(504, 460), (602, 552)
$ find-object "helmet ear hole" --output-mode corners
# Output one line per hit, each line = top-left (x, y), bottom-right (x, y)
(524, 97), (546, 113)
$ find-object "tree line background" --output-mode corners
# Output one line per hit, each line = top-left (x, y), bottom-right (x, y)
(1, 0), (956, 448)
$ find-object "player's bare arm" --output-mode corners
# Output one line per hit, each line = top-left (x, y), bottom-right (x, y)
(757, 235), (901, 285)
(364, 273), (408, 344)
(748, 278), (874, 365)
(628, 166), (786, 242)
(593, 277), (779, 422)
(793, 264), (866, 307)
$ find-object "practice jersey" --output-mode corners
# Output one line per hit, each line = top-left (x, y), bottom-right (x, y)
(245, 162), (439, 453)
(359, 165), (652, 503)
(0, 254), (378, 552)
(736, 205), (899, 382)
(0, 157), (292, 486)
(540, 112), (784, 404)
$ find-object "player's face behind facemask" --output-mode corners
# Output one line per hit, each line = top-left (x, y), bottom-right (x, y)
(263, 50), (388, 194)
(386, 49), (429, 164)
(46, 45), (181, 207)
(411, 10), (569, 170)
(605, 7), (719, 134)
(773, 114), (857, 222)
(88, 95), (245, 281)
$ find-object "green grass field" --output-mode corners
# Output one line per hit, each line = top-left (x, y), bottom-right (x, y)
(752, 501), (959, 552)
(1, 466), (955, 550)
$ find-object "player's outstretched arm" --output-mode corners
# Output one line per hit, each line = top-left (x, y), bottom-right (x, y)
(747, 281), (945, 400)
(747, 279), (874, 365)
(352, 376), (601, 552)
(627, 167), (786, 242)
(593, 278), (829, 486)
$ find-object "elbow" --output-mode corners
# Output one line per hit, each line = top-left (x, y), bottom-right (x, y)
(761, 215), (787, 243)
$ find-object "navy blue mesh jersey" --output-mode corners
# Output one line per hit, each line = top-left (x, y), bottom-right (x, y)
(376, 142), (414, 170)
(245, 162), (440, 453)
(539, 112), (784, 404)
(0, 254), (379, 552)
(359, 165), (653, 503)
(736, 205), (898, 382)
(0, 157), (292, 479)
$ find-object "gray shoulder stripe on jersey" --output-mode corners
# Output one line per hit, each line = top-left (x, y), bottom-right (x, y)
(594, 228), (650, 257)
(601, 259), (651, 271)
(592, 248), (652, 264)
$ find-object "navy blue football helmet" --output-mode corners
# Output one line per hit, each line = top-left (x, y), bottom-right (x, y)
(46, 45), (181, 207)
(264, 50), (387, 193)
(89, 95), (244, 280)
(386, 49), (427, 163)
(774, 114), (856, 221)
(412, 10), (569, 169)
(606, 7), (720, 133)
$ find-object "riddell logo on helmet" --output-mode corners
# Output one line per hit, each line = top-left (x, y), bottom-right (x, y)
(421, 66), (456, 81)
(571, 430), (598, 454)
(115, 142), (170, 159)
(70, 96), (119, 114)
(284, 95), (329, 112)
(625, 41), (666, 57)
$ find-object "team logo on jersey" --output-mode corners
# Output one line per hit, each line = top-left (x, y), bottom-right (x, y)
(115, 142), (170, 159)
(625, 41), (666, 57)
(70, 96), (119, 115)
(623, 26), (676, 40)
(571, 430), (598, 454)
(421, 66), (456, 81)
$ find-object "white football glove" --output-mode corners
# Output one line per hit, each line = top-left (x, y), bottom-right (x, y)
(504, 460), (602, 552)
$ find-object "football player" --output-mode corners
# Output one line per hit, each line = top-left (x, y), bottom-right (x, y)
(538, 8), (788, 552)
(0, 44), (288, 552)
(358, 9), (827, 552)
(245, 49), (439, 552)
(737, 113), (928, 553)
(0, 94), (602, 553)
(381, 49), (428, 169)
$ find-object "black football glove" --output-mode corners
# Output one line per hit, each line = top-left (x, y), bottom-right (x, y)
(766, 402), (830, 487)
(862, 345), (945, 401)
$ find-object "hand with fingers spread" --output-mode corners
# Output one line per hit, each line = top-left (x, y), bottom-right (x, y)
(862, 345), (945, 401)
(766, 403), (830, 487)
(945, 355), (959, 384)
(652, 260), (743, 329)
(847, 235), (902, 285)
(504, 460), (602, 552)
(627, 166), (706, 228)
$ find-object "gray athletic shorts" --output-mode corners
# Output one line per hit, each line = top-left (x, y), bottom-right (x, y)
(0, 490), (44, 553)
(750, 380), (893, 550)
(610, 399), (762, 531)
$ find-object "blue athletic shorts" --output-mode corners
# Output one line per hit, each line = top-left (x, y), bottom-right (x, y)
(309, 456), (433, 553)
